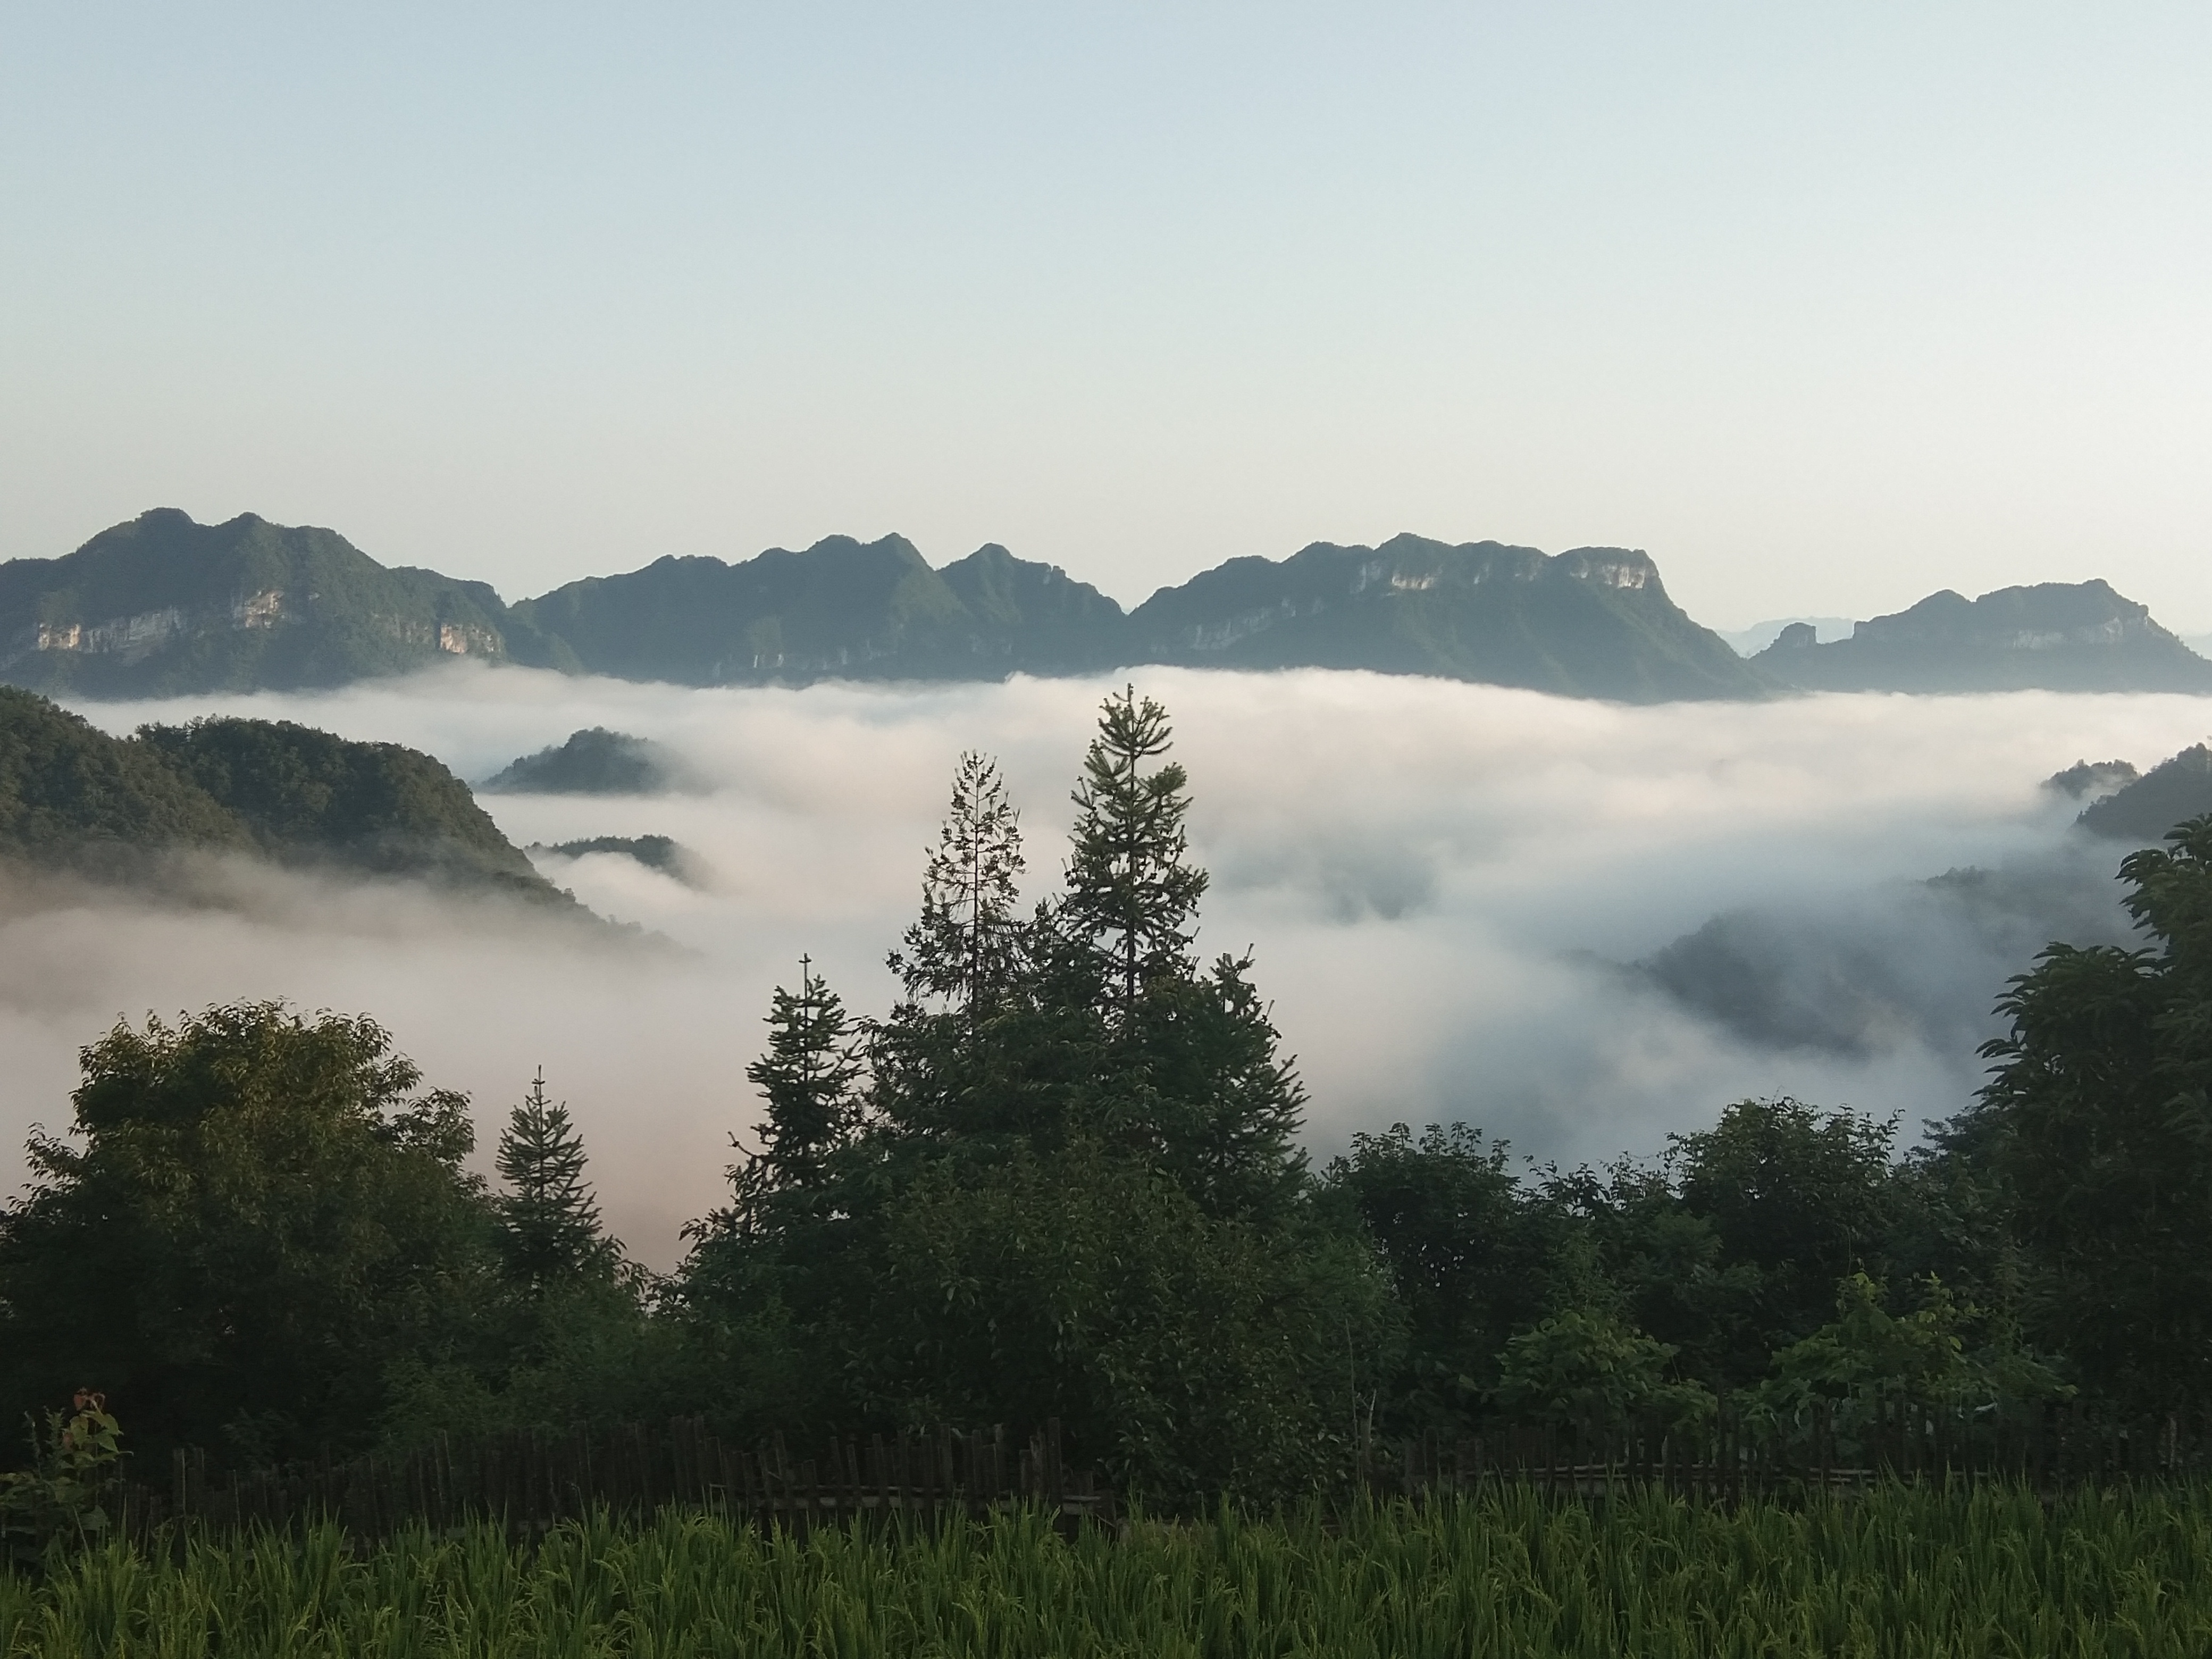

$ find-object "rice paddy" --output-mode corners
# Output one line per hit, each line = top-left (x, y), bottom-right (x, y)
(4, 1481), (2208, 1656)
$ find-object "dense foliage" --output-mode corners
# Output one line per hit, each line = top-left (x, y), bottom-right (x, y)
(9, 1487), (2212, 1656)
(2, 687), (2207, 1506)
(0, 690), (573, 901)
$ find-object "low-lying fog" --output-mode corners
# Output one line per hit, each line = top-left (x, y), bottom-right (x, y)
(7, 666), (2208, 1269)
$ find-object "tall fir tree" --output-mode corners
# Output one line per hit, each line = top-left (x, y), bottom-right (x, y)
(718, 958), (865, 1240)
(890, 751), (1027, 1015)
(495, 1069), (614, 1289)
(1059, 688), (1209, 1014)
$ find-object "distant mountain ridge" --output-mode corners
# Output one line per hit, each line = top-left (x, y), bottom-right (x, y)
(1123, 535), (1758, 700)
(4, 508), (2207, 703)
(512, 535), (1126, 685)
(1752, 581), (2212, 693)
(0, 509), (580, 696)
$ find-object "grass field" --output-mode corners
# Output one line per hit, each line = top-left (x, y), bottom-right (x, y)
(4, 1481), (2209, 1656)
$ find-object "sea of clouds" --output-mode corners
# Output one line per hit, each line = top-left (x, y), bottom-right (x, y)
(4, 664), (2207, 1269)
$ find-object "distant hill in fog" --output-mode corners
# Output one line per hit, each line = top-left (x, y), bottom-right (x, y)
(2077, 745), (2212, 845)
(480, 728), (692, 795)
(0, 686), (581, 908)
(1717, 617), (1855, 656)
(1751, 581), (2212, 693)
(7, 508), (2209, 703)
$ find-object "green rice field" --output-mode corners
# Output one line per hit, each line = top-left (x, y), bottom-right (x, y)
(4, 1482), (2209, 1656)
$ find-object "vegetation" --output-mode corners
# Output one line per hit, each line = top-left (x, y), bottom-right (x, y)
(478, 727), (684, 795)
(6, 1487), (2212, 1655)
(1, 685), (2208, 1520)
(0, 690), (576, 902)
(2077, 742), (2212, 843)
(537, 834), (690, 875)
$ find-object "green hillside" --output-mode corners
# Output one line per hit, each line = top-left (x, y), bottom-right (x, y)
(140, 718), (556, 895)
(0, 509), (572, 697)
(2078, 744), (2212, 844)
(0, 689), (574, 904)
(481, 727), (688, 794)
(1127, 535), (1764, 701)
(0, 688), (250, 875)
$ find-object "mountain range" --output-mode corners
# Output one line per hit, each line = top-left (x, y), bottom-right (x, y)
(1749, 582), (2212, 693)
(3, 508), (2207, 703)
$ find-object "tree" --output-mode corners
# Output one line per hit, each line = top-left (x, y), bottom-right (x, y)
(1746, 1273), (2066, 1460)
(0, 1002), (492, 1468)
(708, 959), (864, 1245)
(1323, 1123), (1560, 1424)
(873, 1135), (1397, 1504)
(1665, 1098), (1900, 1387)
(495, 1069), (615, 1290)
(1492, 1308), (1715, 1436)
(1973, 815), (2212, 1407)
(1057, 688), (1208, 1013)
(890, 751), (1027, 1016)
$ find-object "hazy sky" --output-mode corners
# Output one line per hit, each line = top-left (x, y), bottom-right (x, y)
(5, 4), (2209, 627)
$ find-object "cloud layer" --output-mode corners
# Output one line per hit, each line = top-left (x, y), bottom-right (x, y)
(9, 665), (2208, 1268)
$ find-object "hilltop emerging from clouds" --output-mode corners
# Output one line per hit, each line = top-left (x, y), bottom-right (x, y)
(3, 508), (2207, 703)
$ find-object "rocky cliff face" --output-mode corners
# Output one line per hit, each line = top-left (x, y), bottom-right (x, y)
(18, 509), (2207, 705)
(1754, 581), (2212, 693)
(1125, 535), (1762, 701)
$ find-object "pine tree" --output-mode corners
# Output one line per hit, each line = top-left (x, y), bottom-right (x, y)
(890, 751), (1027, 1015)
(722, 958), (864, 1237)
(1059, 688), (1209, 1014)
(495, 1069), (614, 1289)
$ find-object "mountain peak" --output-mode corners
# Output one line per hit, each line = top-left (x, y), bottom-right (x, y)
(1757, 578), (2210, 692)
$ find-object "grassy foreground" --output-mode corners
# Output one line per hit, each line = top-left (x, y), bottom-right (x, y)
(4, 1482), (2210, 1657)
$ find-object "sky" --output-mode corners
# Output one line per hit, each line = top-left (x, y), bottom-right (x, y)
(4, 4), (2211, 628)
(7, 669), (2208, 1267)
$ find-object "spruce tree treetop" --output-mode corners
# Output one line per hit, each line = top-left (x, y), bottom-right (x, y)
(494, 1069), (613, 1289)
(1060, 687), (1209, 1013)
(711, 958), (865, 1244)
(890, 751), (1026, 1016)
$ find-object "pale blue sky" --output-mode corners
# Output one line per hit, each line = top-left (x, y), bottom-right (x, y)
(4, 4), (2209, 627)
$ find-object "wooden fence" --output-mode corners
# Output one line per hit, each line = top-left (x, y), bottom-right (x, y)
(94, 1400), (2212, 1547)
(1387, 1401), (2212, 1502)
(110, 1417), (1108, 1546)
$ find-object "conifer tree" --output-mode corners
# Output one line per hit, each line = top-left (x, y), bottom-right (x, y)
(890, 751), (1027, 1015)
(1059, 688), (1209, 1014)
(722, 958), (864, 1237)
(495, 1069), (614, 1289)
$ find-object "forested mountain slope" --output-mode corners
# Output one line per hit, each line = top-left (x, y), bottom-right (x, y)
(2078, 745), (2212, 844)
(0, 688), (573, 903)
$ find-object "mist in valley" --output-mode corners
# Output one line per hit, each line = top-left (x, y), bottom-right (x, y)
(5, 663), (2206, 1269)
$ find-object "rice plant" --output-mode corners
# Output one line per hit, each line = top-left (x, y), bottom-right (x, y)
(4, 1481), (2209, 1657)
